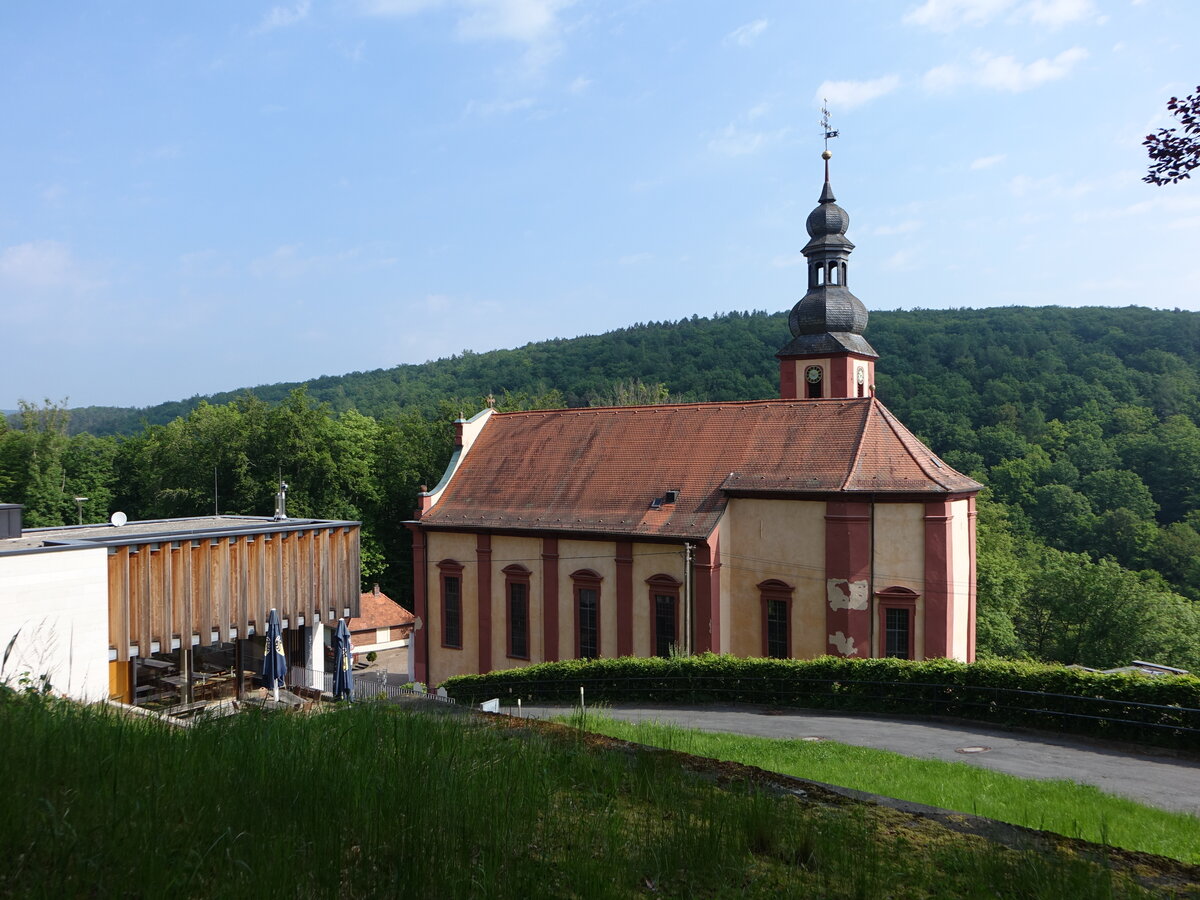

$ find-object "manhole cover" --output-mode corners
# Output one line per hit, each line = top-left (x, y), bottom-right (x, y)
(955, 746), (991, 754)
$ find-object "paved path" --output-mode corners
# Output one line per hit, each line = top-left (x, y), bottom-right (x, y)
(519, 702), (1200, 815)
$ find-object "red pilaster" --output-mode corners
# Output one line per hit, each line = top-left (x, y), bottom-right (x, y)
(824, 501), (871, 657)
(830, 358), (850, 397)
(616, 541), (633, 656)
(694, 535), (721, 653)
(406, 523), (428, 685)
(924, 501), (954, 660)
(476, 533), (492, 673)
(779, 360), (798, 400)
(541, 538), (559, 662)
(967, 496), (978, 663)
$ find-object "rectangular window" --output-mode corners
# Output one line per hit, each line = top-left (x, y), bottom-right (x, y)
(578, 588), (598, 659)
(654, 593), (676, 658)
(509, 581), (529, 659)
(443, 575), (462, 649)
(885, 608), (910, 660)
(766, 599), (789, 659)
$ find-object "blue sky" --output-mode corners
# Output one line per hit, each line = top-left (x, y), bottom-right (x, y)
(3, 0), (1198, 409)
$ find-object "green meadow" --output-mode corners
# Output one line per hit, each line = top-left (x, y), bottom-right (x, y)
(561, 710), (1200, 866)
(1, 694), (1193, 899)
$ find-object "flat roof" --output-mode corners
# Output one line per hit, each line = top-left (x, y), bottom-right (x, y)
(2, 515), (360, 556)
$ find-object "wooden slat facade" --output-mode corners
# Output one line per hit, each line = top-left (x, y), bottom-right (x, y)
(108, 522), (361, 660)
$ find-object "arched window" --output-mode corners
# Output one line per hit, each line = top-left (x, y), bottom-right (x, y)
(876, 586), (918, 659)
(571, 569), (602, 659)
(646, 574), (682, 658)
(437, 559), (464, 650)
(503, 564), (531, 660)
(757, 579), (794, 659)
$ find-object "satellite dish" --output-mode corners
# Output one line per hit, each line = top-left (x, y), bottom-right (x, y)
(110, 511), (127, 527)
(414, 616), (423, 631)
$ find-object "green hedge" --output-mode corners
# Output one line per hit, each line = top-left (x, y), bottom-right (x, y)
(441, 655), (1200, 751)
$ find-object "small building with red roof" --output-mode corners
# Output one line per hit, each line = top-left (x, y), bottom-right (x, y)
(348, 585), (415, 668)
(406, 155), (982, 687)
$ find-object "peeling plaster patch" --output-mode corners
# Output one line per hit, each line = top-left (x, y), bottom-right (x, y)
(827, 579), (869, 611)
(829, 631), (857, 656)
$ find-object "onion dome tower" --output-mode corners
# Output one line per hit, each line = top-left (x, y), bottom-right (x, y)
(778, 150), (878, 400)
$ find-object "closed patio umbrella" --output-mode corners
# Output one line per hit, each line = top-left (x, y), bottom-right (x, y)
(262, 608), (287, 703)
(333, 618), (353, 701)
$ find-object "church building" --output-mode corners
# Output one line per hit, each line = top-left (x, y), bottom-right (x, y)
(407, 154), (982, 688)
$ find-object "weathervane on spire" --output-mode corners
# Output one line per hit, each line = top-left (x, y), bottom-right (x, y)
(820, 100), (839, 152)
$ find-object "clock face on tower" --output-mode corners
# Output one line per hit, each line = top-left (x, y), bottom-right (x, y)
(856, 367), (865, 385)
(805, 366), (823, 384)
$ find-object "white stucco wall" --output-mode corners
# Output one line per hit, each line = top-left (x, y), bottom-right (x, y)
(0, 546), (111, 701)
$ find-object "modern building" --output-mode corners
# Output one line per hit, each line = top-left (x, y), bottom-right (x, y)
(0, 503), (361, 706)
(407, 157), (983, 688)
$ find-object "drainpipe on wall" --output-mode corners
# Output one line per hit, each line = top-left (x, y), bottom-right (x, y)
(683, 542), (694, 655)
(868, 494), (876, 659)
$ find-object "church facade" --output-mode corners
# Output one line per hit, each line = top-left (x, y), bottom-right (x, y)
(407, 158), (982, 688)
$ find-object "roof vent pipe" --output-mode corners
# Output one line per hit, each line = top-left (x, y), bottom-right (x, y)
(274, 481), (288, 520)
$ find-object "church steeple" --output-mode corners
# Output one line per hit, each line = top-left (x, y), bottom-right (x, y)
(778, 150), (878, 400)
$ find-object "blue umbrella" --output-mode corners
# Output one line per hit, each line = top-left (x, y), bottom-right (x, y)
(333, 619), (354, 702)
(262, 608), (287, 702)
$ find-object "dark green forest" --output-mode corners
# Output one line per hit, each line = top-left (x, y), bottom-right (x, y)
(4, 305), (1199, 670)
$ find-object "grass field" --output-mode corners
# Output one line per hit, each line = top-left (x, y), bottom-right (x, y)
(560, 709), (1200, 865)
(1, 693), (1192, 899)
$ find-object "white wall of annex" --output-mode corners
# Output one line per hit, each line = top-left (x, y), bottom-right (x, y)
(0, 547), (110, 701)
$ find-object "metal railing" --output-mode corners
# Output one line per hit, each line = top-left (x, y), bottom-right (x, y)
(449, 673), (1200, 744)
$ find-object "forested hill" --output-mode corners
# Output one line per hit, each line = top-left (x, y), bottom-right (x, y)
(6, 304), (1200, 669)
(62, 305), (1200, 437)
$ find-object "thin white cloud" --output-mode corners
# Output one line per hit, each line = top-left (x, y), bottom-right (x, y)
(771, 251), (806, 268)
(708, 124), (769, 157)
(362, 0), (571, 44)
(0, 241), (97, 291)
(923, 47), (1088, 93)
(975, 47), (1088, 90)
(814, 75), (900, 110)
(249, 245), (393, 278)
(904, 0), (1015, 30)
(884, 249), (916, 270)
(1026, 0), (1095, 27)
(618, 252), (652, 266)
(904, 0), (1094, 30)
(567, 75), (592, 94)
(255, 1), (311, 33)
(463, 95), (537, 116)
(970, 153), (1007, 169)
(872, 220), (922, 235)
(727, 19), (768, 47)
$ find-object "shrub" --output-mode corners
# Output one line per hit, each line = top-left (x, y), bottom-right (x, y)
(442, 655), (1200, 750)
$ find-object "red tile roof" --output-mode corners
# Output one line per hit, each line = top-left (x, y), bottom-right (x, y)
(419, 398), (980, 540)
(350, 589), (415, 633)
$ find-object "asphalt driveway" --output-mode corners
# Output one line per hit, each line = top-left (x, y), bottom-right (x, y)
(518, 702), (1200, 815)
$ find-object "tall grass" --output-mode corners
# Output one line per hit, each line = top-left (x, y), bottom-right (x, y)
(564, 710), (1200, 865)
(0, 694), (1173, 899)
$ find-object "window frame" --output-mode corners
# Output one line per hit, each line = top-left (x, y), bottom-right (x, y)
(646, 574), (682, 658)
(757, 579), (795, 659)
(571, 569), (602, 660)
(503, 564), (532, 660)
(437, 559), (464, 650)
(876, 586), (918, 660)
